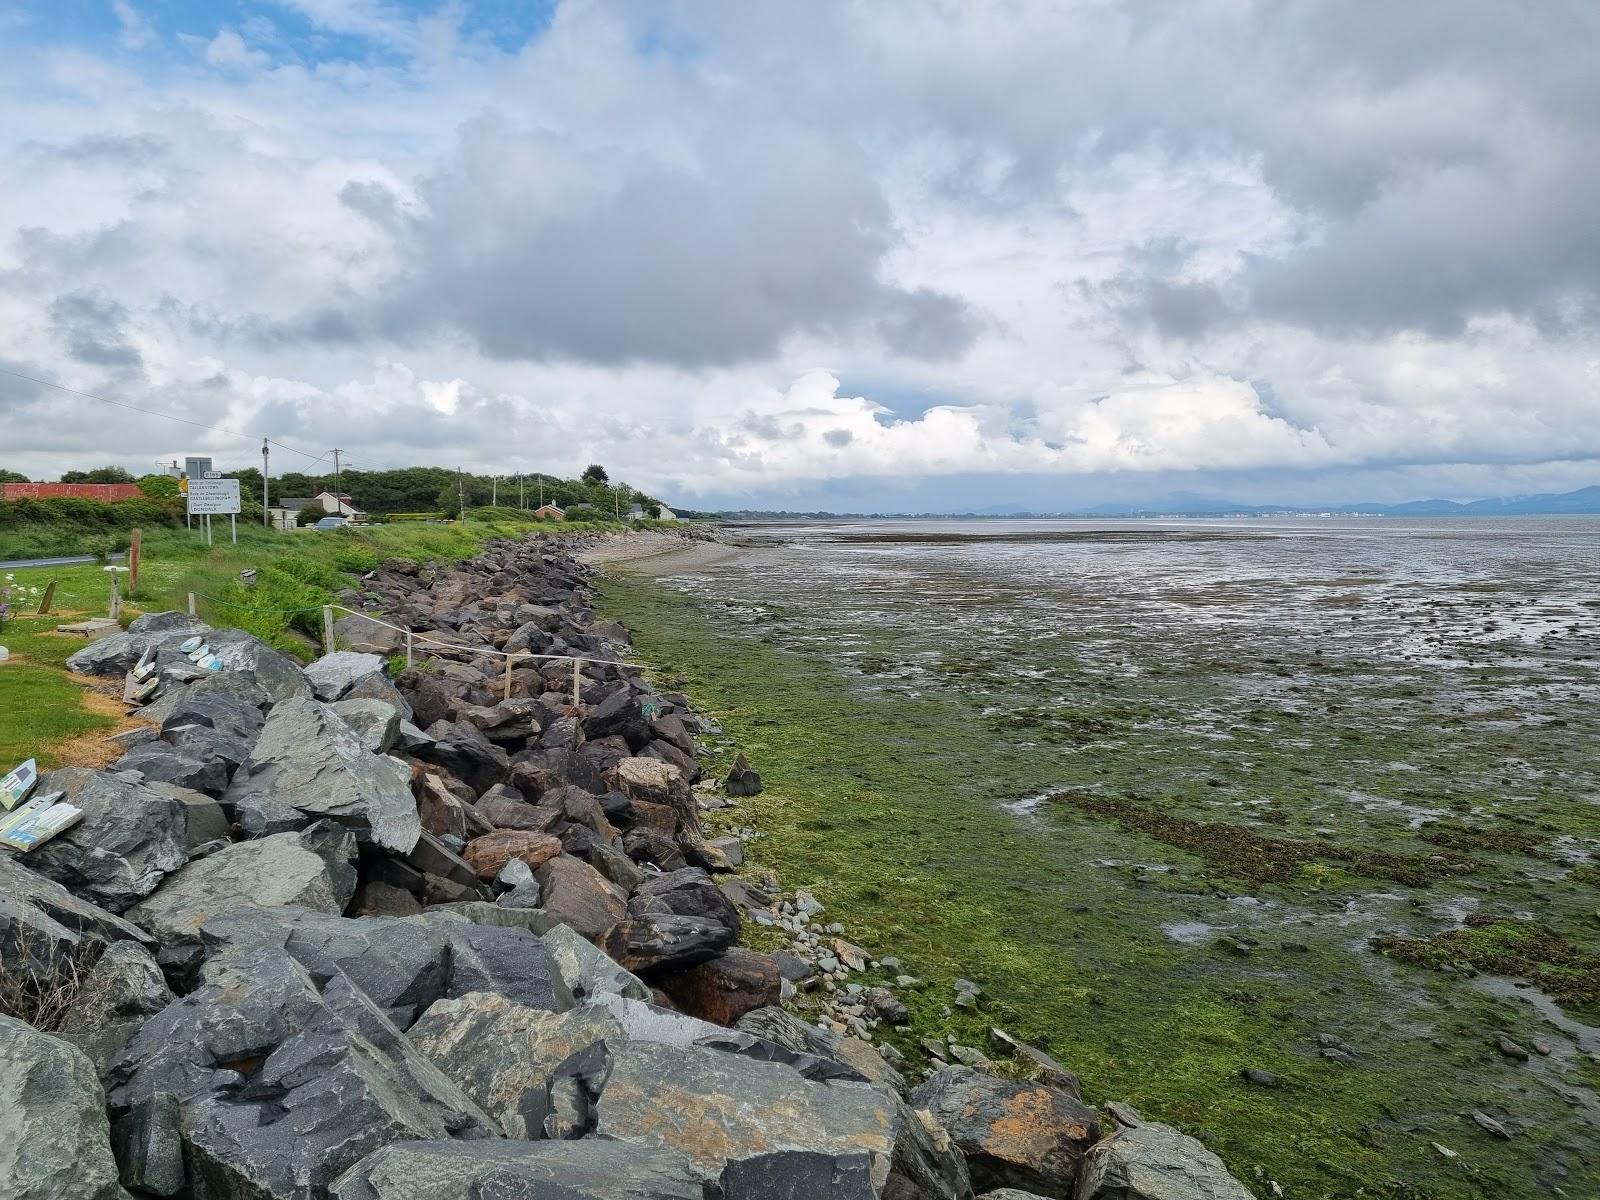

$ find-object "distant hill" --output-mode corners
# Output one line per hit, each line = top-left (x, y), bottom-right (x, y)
(716, 484), (1600, 520)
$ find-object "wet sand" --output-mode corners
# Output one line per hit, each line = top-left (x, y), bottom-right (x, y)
(579, 530), (750, 575)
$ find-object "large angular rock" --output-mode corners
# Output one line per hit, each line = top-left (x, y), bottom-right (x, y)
(343, 670), (415, 723)
(306, 651), (388, 701)
(533, 854), (627, 939)
(415, 720), (510, 796)
(407, 992), (622, 1136)
(28, 768), (189, 913)
(461, 829), (562, 881)
(331, 1140), (704, 1200)
(106, 946), (496, 1200)
(539, 921), (652, 1003)
(604, 756), (701, 847)
(912, 1067), (1099, 1197)
(124, 823), (357, 979)
(585, 689), (650, 747)
(0, 854), (153, 963)
(600, 912), (737, 977)
(0, 1016), (127, 1200)
(733, 1007), (906, 1097)
(224, 697), (420, 852)
(1074, 1120), (1256, 1200)
(658, 947), (781, 1025)
(334, 614), (405, 656)
(592, 1039), (899, 1186)
(409, 913), (571, 1013)
(141, 670), (272, 728)
(66, 615), (208, 677)
(56, 940), (174, 1073)
(206, 628), (315, 704)
(199, 906), (451, 1029)
(115, 743), (232, 799)
(330, 698), (402, 754)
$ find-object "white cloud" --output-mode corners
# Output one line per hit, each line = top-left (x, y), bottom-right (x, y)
(0, 1), (1596, 507)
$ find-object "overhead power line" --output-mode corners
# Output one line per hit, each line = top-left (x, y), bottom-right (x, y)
(0, 365), (333, 465)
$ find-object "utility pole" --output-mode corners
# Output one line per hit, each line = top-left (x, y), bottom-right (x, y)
(261, 438), (270, 527)
(331, 448), (342, 503)
(519, 474), (524, 509)
(492, 476), (498, 508)
(457, 468), (465, 519)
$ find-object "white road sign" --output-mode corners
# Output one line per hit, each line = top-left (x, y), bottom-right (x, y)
(187, 477), (241, 515)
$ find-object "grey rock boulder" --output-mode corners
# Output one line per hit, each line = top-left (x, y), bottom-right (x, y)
(912, 1066), (1098, 1197)
(407, 992), (622, 1136)
(140, 670), (272, 728)
(105, 946), (496, 1200)
(1074, 1121), (1256, 1200)
(0, 1016), (127, 1200)
(224, 697), (420, 852)
(343, 670), (415, 723)
(334, 613), (405, 656)
(0, 853), (153, 973)
(56, 940), (175, 1073)
(124, 823), (357, 980)
(592, 1039), (900, 1186)
(28, 768), (188, 913)
(66, 615), (209, 677)
(331, 698), (402, 753)
(206, 628), (314, 704)
(306, 651), (388, 701)
(332, 1139), (704, 1200)
(721, 1150), (876, 1199)
(540, 920), (652, 1003)
(407, 912), (571, 1013)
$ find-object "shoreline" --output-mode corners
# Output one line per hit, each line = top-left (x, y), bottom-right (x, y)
(577, 528), (752, 576)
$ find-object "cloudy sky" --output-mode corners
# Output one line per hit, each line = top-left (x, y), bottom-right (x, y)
(2, 1), (1597, 511)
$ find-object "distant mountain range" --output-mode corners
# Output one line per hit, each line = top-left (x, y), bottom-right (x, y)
(1064, 484), (1600, 517)
(719, 484), (1600, 520)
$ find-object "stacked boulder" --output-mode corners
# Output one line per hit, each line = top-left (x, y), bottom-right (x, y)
(0, 534), (1255, 1200)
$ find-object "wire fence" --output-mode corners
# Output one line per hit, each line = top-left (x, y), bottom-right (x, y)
(185, 591), (647, 705)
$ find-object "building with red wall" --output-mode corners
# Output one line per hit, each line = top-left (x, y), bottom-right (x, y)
(2, 483), (145, 502)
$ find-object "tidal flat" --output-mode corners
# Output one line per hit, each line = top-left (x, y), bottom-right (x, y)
(597, 517), (1600, 1200)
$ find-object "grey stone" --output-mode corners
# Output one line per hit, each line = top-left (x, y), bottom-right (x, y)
(28, 768), (189, 913)
(344, 670), (416, 724)
(331, 698), (402, 753)
(139, 782), (230, 849)
(114, 742), (233, 798)
(0, 854), (153, 976)
(540, 920), (652, 1003)
(407, 991), (623, 1136)
(140, 670), (272, 728)
(1074, 1122), (1256, 1200)
(912, 1066), (1099, 1196)
(721, 1150), (876, 1199)
(56, 940), (174, 1073)
(415, 720), (511, 796)
(409, 913), (571, 1013)
(199, 906), (451, 1029)
(0, 1016), (127, 1200)
(306, 650), (388, 701)
(206, 628), (315, 703)
(331, 1139), (704, 1200)
(105, 946), (495, 1199)
(334, 613), (405, 656)
(124, 823), (357, 980)
(224, 698), (420, 852)
(111, 1092), (184, 1196)
(592, 1039), (901, 1185)
(67, 617), (209, 677)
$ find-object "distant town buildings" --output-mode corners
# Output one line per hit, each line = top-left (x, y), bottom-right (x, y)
(267, 490), (366, 531)
(532, 503), (566, 520)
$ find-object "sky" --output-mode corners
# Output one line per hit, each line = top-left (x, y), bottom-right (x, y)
(1, 1), (1597, 512)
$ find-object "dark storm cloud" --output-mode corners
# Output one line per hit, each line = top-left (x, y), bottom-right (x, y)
(376, 119), (980, 367)
(48, 290), (143, 369)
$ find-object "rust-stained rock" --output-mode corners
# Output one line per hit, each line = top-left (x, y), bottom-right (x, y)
(604, 757), (701, 848)
(462, 830), (562, 880)
(658, 948), (780, 1025)
(911, 1066), (1099, 1196)
(534, 854), (627, 939)
(591, 1040), (898, 1186)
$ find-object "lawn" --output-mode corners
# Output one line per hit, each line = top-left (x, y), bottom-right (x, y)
(0, 513), (609, 770)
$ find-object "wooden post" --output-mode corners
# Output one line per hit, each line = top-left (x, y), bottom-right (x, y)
(322, 605), (335, 654)
(187, 592), (197, 616)
(503, 653), (515, 701)
(129, 528), (141, 594)
(405, 630), (414, 669)
(35, 581), (55, 615)
(571, 657), (582, 708)
(107, 572), (120, 621)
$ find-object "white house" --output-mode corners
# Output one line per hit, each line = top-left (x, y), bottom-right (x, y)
(656, 504), (678, 521)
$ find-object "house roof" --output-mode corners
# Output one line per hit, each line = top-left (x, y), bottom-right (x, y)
(273, 497), (320, 510)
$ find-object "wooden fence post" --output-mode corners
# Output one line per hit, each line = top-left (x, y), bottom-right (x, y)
(503, 654), (515, 701)
(405, 630), (414, 669)
(187, 592), (197, 617)
(129, 528), (141, 595)
(571, 657), (582, 709)
(322, 606), (335, 654)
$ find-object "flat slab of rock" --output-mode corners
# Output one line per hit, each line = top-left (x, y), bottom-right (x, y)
(224, 697), (420, 852)
(305, 650), (388, 700)
(124, 823), (357, 979)
(912, 1066), (1099, 1196)
(1075, 1121), (1257, 1200)
(461, 829), (562, 881)
(332, 1139), (704, 1200)
(592, 1039), (898, 1186)
(0, 1016), (126, 1200)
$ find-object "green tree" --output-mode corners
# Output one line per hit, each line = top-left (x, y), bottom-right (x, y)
(581, 464), (609, 485)
(0, 469), (27, 484)
(61, 466), (135, 484)
(136, 473), (181, 499)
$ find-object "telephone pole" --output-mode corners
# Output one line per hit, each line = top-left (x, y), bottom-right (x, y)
(261, 438), (270, 527)
(331, 448), (343, 501)
(457, 468), (465, 519)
